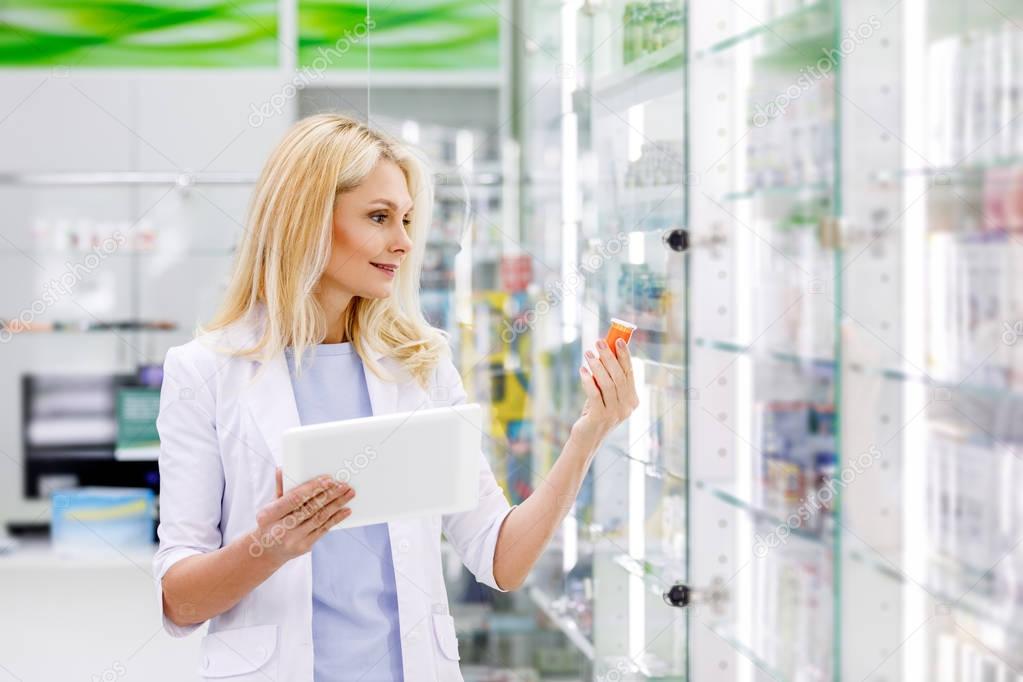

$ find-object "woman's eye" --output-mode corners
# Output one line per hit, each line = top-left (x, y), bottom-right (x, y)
(371, 213), (387, 224)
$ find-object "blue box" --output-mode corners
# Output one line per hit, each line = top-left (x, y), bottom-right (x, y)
(51, 487), (155, 553)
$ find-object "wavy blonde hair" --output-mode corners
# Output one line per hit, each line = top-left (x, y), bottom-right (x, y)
(199, 113), (448, 388)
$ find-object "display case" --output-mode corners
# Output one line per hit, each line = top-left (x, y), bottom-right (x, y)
(841, 1), (1023, 681)
(517, 0), (1023, 680)
(521, 0), (690, 678)
(685, 2), (842, 680)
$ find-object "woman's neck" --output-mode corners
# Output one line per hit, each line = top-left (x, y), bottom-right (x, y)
(314, 287), (355, 344)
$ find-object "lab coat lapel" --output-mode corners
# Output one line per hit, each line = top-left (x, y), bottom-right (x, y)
(363, 357), (400, 417)
(242, 342), (397, 468)
(242, 352), (301, 469)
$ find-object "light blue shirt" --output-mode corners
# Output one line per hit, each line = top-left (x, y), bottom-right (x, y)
(285, 342), (404, 682)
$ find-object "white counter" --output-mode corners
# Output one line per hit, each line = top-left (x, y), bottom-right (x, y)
(0, 540), (201, 681)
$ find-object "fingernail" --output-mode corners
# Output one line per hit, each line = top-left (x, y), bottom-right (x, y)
(617, 339), (625, 348)
(585, 350), (595, 359)
(597, 339), (607, 350)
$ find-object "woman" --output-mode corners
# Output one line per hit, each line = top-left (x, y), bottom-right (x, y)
(153, 114), (638, 682)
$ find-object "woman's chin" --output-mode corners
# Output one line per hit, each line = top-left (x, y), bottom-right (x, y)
(361, 286), (393, 300)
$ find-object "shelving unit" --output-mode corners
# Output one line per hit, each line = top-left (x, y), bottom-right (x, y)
(517, 0), (1023, 680)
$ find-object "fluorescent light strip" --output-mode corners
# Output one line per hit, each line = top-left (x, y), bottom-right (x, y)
(561, 1), (580, 344)
(734, 32), (755, 682)
(902, 0), (928, 679)
(629, 359), (649, 657)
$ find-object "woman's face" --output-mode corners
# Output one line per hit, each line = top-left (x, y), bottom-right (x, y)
(321, 159), (415, 302)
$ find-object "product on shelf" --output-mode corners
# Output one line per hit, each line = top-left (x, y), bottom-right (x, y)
(933, 629), (1023, 682)
(32, 217), (159, 252)
(499, 254), (533, 293)
(751, 545), (832, 681)
(746, 72), (835, 190)
(623, 140), (685, 188)
(616, 263), (668, 320)
(764, 0), (814, 20)
(562, 558), (594, 639)
(922, 397), (1023, 674)
(50, 487), (155, 553)
(754, 196), (836, 360)
(928, 24), (1023, 167)
(926, 205), (1023, 388)
(755, 400), (837, 534)
(622, 1), (684, 65)
(0, 319), (177, 334)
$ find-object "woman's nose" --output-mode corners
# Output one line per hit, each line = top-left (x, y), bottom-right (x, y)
(393, 224), (413, 253)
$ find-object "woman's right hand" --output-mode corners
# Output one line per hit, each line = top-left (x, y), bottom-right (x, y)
(248, 469), (355, 563)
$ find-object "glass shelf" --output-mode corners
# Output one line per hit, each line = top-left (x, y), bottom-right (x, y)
(615, 185), (686, 217)
(865, 363), (1023, 401)
(539, 428), (687, 485)
(705, 623), (795, 682)
(694, 1), (833, 61)
(696, 336), (1023, 401)
(611, 552), (685, 599)
(927, 2), (1023, 43)
(0, 247), (236, 257)
(588, 37), (686, 108)
(696, 481), (834, 547)
(844, 539), (1023, 648)
(0, 171), (258, 186)
(596, 656), (686, 682)
(719, 181), (832, 203)
(603, 441), (687, 484)
(872, 156), (1023, 183)
(0, 320), (178, 335)
(694, 336), (836, 370)
(527, 585), (596, 661)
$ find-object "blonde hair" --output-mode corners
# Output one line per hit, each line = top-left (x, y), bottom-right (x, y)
(199, 113), (449, 388)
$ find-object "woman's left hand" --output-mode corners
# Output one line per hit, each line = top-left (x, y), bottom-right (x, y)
(573, 337), (639, 441)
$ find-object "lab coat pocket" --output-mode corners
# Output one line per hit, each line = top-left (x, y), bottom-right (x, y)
(199, 624), (279, 679)
(431, 613), (461, 661)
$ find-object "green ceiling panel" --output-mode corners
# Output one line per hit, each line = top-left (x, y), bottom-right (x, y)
(0, 0), (278, 67)
(299, 0), (499, 70)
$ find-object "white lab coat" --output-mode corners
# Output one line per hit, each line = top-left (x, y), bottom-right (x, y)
(153, 305), (515, 681)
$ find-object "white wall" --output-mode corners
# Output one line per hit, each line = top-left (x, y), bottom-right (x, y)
(0, 71), (297, 525)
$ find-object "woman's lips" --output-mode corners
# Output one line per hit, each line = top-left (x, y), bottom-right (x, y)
(371, 262), (397, 278)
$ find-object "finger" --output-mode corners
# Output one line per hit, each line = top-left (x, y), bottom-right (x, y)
(268, 476), (343, 522)
(595, 339), (627, 388)
(300, 488), (355, 535)
(310, 507), (353, 540)
(614, 338), (634, 377)
(275, 468), (283, 499)
(579, 365), (605, 407)
(296, 485), (354, 528)
(585, 348), (618, 403)
(294, 481), (351, 524)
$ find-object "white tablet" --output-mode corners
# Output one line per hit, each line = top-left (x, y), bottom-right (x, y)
(281, 403), (482, 529)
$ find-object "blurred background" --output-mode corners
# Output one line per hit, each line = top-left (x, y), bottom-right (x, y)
(2, 0), (1023, 680)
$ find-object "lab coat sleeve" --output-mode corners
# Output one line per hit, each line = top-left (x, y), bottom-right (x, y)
(152, 344), (226, 637)
(437, 355), (517, 592)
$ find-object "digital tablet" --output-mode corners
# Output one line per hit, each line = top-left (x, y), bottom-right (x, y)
(281, 403), (482, 529)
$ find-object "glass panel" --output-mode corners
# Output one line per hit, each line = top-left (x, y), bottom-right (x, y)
(841, 1), (1023, 680)
(687, 0), (840, 679)
(576, 0), (689, 678)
